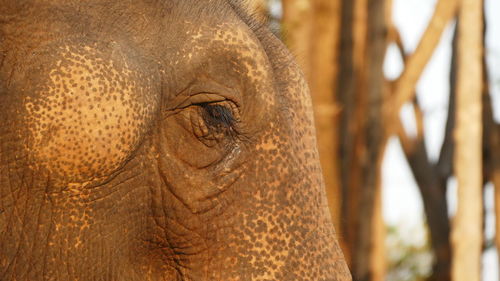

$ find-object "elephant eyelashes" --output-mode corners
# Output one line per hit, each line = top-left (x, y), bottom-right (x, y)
(200, 103), (236, 129)
(190, 101), (240, 143)
(185, 99), (241, 145)
(199, 102), (237, 131)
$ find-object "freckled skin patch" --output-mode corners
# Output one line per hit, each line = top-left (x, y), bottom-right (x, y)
(23, 43), (158, 187)
(0, 1), (351, 280)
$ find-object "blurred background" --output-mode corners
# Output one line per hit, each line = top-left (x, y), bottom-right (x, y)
(246, 0), (500, 281)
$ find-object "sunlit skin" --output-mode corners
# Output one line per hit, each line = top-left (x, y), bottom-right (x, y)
(0, 0), (351, 280)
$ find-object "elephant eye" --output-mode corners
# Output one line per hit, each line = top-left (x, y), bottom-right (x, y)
(190, 100), (240, 142)
(199, 102), (237, 130)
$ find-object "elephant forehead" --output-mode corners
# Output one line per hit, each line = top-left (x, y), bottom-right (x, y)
(174, 22), (276, 107)
(22, 44), (156, 187)
(212, 26), (270, 81)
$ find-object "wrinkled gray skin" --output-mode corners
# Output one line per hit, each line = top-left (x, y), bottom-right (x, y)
(0, 0), (351, 280)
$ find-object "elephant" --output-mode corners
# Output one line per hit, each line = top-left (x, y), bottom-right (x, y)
(0, 0), (351, 280)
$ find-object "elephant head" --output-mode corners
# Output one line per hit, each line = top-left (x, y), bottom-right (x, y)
(0, 0), (351, 280)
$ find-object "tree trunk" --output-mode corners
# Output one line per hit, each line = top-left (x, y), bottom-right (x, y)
(405, 139), (452, 281)
(337, 0), (366, 270)
(352, 1), (387, 281)
(309, 0), (343, 232)
(337, 0), (387, 279)
(370, 177), (387, 281)
(451, 0), (484, 280)
(281, 0), (313, 80)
